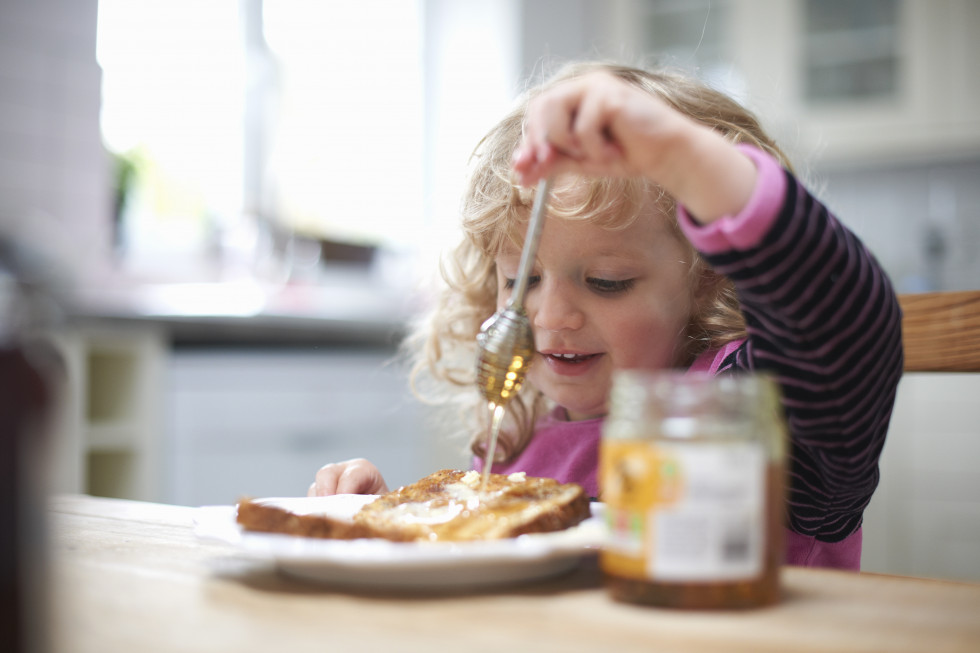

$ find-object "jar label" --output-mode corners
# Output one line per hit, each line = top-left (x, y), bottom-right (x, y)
(601, 440), (765, 581)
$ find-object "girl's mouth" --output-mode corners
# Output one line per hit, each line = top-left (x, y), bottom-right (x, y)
(540, 351), (602, 377)
(545, 352), (599, 364)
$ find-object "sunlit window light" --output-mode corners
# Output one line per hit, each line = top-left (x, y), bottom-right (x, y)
(263, 0), (424, 248)
(97, 0), (424, 283)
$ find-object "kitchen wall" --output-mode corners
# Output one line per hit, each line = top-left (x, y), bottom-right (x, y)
(820, 158), (980, 294)
(0, 0), (111, 287)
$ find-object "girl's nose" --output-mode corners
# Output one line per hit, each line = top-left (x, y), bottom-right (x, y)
(530, 281), (585, 332)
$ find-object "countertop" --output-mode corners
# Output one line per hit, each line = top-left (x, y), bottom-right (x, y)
(62, 275), (418, 345)
(48, 494), (980, 653)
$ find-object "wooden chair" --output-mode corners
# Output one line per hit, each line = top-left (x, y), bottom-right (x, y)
(861, 289), (980, 581)
(898, 289), (980, 372)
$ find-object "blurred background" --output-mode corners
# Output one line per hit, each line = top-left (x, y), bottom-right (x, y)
(1, 0), (978, 580)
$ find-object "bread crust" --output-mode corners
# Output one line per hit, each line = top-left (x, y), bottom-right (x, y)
(236, 469), (590, 542)
(235, 498), (376, 540)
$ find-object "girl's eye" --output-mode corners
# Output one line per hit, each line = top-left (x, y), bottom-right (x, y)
(503, 275), (540, 290)
(587, 277), (635, 294)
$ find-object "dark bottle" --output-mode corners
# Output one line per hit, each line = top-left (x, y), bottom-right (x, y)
(1, 238), (62, 653)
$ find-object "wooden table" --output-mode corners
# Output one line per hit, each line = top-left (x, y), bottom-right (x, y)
(48, 495), (980, 653)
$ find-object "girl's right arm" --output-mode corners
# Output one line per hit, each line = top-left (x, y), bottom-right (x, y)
(307, 458), (389, 496)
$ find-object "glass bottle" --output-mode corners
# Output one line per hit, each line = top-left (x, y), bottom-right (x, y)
(1, 239), (60, 652)
(600, 370), (787, 609)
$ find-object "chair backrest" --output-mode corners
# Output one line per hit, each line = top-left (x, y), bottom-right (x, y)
(898, 290), (980, 372)
(869, 290), (980, 580)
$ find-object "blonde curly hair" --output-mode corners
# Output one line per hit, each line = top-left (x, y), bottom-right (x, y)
(404, 61), (793, 464)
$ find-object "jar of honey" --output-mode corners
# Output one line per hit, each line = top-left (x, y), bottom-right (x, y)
(599, 371), (787, 609)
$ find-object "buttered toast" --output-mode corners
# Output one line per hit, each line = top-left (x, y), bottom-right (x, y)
(236, 469), (590, 542)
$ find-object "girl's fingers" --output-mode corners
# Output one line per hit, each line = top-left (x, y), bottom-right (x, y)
(309, 464), (342, 496)
(512, 142), (573, 186)
(337, 460), (389, 495)
(515, 76), (634, 185)
(308, 458), (388, 496)
(570, 92), (611, 161)
(518, 85), (586, 160)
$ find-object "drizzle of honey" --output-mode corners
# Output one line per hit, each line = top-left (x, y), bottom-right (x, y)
(476, 351), (531, 492)
(479, 402), (506, 492)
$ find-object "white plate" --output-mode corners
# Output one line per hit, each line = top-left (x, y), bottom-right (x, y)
(194, 495), (607, 590)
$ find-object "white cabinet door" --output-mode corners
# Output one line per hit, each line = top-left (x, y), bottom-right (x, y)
(166, 348), (449, 506)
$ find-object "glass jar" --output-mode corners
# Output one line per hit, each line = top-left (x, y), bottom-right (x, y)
(599, 370), (787, 609)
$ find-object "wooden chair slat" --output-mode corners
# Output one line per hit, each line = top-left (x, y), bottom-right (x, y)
(899, 290), (980, 372)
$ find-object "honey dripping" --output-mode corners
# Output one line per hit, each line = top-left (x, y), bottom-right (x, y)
(477, 350), (531, 492)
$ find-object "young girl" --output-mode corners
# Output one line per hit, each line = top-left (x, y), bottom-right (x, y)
(309, 62), (903, 570)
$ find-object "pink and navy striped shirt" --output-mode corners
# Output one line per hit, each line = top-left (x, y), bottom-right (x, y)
(478, 145), (903, 570)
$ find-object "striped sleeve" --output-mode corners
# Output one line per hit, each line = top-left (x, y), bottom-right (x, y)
(680, 150), (903, 543)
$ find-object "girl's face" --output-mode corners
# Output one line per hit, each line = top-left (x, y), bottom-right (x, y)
(494, 194), (695, 421)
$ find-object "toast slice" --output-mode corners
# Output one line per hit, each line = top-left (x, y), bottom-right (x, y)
(235, 497), (376, 540)
(236, 469), (590, 542)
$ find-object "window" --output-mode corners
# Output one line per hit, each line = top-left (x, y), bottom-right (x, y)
(262, 1), (424, 246)
(97, 0), (244, 278)
(97, 0), (425, 282)
(633, 0), (745, 103)
(803, 0), (901, 103)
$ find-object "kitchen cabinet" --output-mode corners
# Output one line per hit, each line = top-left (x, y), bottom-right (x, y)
(44, 321), (466, 507)
(766, 0), (980, 167)
(46, 323), (167, 501)
(618, 0), (980, 167)
(165, 346), (463, 507)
